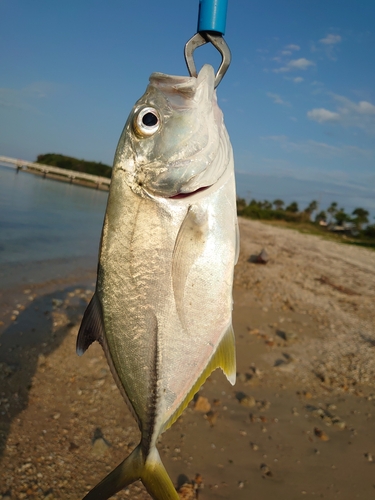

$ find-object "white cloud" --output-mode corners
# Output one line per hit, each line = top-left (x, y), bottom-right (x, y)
(289, 58), (315, 70)
(262, 135), (372, 159)
(356, 101), (375, 114)
(316, 34), (342, 60)
(320, 34), (342, 45)
(274, 58), (315, 73)
(281, 50), (292, 56)
(284, 76), (304, 83)
(285, 44), (300, 51)
(307, 93), (375, 134)
(307, 94), (375, 134)
(266, 92), (291, 106)
(307, 108), (341, 123)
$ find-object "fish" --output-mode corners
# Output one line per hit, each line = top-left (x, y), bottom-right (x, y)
(76, 63), (239, 500)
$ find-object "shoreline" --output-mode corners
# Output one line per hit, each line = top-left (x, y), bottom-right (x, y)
(22, 169), (109, 192)
(1, 218), (375, 499)
(1, 164), (110, 192)
(22, 167), (110, 192)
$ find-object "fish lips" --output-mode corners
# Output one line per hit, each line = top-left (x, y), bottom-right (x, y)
(137, 156), (221, 200)
(169, 185), (211, 199)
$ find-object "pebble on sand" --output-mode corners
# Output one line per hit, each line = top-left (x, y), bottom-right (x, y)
(260, 463), (273, 477)
(205, 410), (219, 427)
(91, 437), (111, 456)
(194, 396), (211, 413)
(235, 391), (256, 407)
(314, 428), (330, 441)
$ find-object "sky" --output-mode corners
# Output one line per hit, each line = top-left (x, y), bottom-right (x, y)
(1, 0), (374, 217)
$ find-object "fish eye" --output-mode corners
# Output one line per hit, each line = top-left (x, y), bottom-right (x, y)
(133, 107), (160, 137)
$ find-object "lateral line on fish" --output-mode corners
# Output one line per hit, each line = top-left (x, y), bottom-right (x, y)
(141, 311), (159, 457)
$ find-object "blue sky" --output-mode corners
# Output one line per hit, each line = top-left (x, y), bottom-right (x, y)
(1, 0), (374, 215)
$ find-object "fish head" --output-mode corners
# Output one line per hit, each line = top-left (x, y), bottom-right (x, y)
(113, 64), (232, 199)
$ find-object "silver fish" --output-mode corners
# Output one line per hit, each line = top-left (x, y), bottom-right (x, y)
(77, 64), (239, 500)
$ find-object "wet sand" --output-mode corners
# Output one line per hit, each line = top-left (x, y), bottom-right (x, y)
(1, 217), (375, 499)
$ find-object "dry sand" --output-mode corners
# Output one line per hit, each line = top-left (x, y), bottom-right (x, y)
(1, 217), (375, 499)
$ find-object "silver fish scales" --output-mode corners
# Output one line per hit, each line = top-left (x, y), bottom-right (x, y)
(77, 64), (238, 500)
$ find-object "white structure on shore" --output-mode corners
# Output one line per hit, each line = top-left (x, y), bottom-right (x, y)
(0, 155), (111, 189)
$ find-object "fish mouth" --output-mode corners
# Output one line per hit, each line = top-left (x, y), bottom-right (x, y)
(169, 186), (211, 199)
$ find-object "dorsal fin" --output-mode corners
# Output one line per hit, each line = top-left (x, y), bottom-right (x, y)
(76, 292), (105, 356)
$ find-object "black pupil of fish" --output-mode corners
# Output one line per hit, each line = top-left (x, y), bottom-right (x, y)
(142, 112), (158, 127)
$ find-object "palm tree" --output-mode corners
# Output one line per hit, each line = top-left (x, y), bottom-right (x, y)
(305, 200), (318, 214)
(304, 200), (318, 221)
(334, 208), (350, 226)
(352, 207), (369, 230)
(285, 201), (299, 213)
(273, 199), (284, 210)
(327, 202), (338, 223)
(261, 200), (272, 210)
(315, 210), (327, 224)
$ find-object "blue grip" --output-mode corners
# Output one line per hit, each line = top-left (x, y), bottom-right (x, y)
(197, 0), (228, 35)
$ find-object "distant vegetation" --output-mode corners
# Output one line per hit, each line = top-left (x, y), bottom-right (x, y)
(237, 198), (375, 247)
(36, 153), (112, 178)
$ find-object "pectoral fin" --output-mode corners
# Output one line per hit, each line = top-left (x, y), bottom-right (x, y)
(162, 324), (236, 433)
(172, 205), (209, 332)
(76, 292), (105, 356)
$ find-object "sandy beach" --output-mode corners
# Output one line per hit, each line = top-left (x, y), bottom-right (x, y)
(1, 217), (375, 500)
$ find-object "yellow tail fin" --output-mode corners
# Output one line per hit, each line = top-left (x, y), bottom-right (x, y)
(142, 447), (180, 500)
(82, 445), (179, 500)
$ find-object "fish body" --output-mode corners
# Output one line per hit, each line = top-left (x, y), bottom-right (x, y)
(77, 64), (238, 499)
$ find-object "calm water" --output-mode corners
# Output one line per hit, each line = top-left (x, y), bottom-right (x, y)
(1, 163), (374, 289)
(0, 165), (108, 289)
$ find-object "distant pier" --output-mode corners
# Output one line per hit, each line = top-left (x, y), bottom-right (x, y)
(0, 155), (111, 190)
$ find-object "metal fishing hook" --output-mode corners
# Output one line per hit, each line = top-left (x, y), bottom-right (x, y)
(184, 0), (231, 88)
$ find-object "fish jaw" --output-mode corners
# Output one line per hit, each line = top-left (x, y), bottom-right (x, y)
(112, 64), (230, 199)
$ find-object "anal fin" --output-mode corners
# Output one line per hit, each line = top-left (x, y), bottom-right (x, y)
(162, 324), (236, 433)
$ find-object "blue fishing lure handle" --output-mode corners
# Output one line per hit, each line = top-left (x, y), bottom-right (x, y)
(197, 0), (228, 35)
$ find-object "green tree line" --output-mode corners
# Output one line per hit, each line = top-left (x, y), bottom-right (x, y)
(237, 198), (375, 239)
(36, 153), (112, 178)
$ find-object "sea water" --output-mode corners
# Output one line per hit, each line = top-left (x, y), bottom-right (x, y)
(1, 163), (374, 290)
(0, 165), (108, 289)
